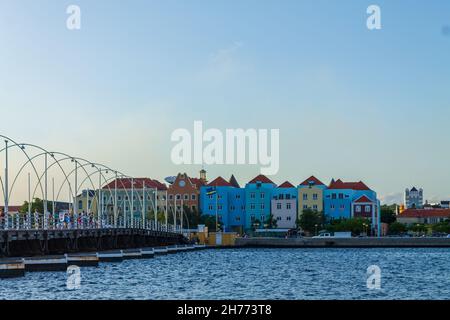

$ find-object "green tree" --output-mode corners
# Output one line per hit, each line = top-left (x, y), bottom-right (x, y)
(325, 218), (370, 235)
(380, 204), (397, 224)
(408, 223), (428, 234)
(432, 221), (450, 234)
(388, 222), (407, 235)
(264, 213), (278, 229)
(298, 209), (324, 235)
(19, 198), (53, 214)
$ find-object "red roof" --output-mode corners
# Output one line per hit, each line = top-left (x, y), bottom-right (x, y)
(328, 179), (371, 191)
(0, 206), (22, 213)
(354, 195), (374, 203)
(208, 176), (233, 187)
(248, 174), (275, 184)
(278, 181), (295, 188)
(400, 209), (450, 218)
(189, 177), (206, 189)
(299, 175), (325, 186)
(103, 178), (167, 190)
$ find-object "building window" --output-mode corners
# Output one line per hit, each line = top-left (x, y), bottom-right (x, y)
(236, 194), (241, 199)
(287, 216), (292, 221)
(208, 205), (213, 211)
(78, 200), (83, 210)
(313, 194), (318, 200)
(260, 193), (265, 199)
(184, 194), (189, 200)
(332, 194), (336, 200)
(191, 194), (196, 200)
(218, 205), (223, 210)
(261, 204), (265, 210)
(250, 204), (255, 210)
(250, 215), (255, 222)
(236, 216), (240, 221)
(355, 205), (361, 212)
(303, 194), (308, 200)
(169, 195), (173, 200)
(331, 204), (335, 209)
(286, 203), (291, 210)
(192, 205), (196, 211)
(260, 215), (265, 222)
(340, 204), (345, 210)
(339, 193), (344, 199)
(277, 203), (282, 210)
(277, 216), (282, 221)
(313, 205), (318, 210)
(250, 192), (255, 199)
(365, 205), (371, 212)
(218, 194), (222, 199)
(176, 194), (181, 200)
(303, 205), (308, 209)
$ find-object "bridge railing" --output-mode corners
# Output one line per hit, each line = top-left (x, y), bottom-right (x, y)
(0, 213), (181, 233)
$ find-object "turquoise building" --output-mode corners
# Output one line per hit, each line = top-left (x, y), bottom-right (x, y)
(244, 175), (277, 230)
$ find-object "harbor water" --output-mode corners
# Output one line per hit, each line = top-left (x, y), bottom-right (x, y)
(2, 248), (450, 300)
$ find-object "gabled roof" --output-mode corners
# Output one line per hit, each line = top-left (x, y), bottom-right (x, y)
(102, 178), (167, 190)
(189, 177), (206, 189)
(328, 179), (371, 191)
(208, 176), (233, 187)
(299, 175), (324, 186)
(278, 181), (295, 188)
(354, 195), (374, 203)
(229, 175), (240, 188)
(248, 174), (275, 184)
(410, 187), (418, 192)
(400, 208), (450, 218)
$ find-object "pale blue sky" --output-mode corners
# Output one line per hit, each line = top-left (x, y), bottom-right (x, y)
(1, 0), (450, 204)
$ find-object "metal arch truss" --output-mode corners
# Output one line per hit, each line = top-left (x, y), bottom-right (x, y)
(0, 134), (177, 233)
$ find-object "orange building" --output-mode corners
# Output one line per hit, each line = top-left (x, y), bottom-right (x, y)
(167, 170), (207, 213)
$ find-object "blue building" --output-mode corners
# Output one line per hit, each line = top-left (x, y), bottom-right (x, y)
(244, 175), (277, 230)
(199, 175), (245, 233)
(324, 179), (380, 235)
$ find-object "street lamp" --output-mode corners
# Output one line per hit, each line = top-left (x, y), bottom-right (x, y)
(315, 224), (318, 236)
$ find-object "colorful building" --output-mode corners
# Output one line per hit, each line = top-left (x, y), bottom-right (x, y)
(324, 179), (380, 235)
(244, 174), (277, 230)
(397, 208), (450, 225)
(101, 178), (167, 221)
(167, 171), (207, 214)
(271, 181), (297, 229)
(297, 176), (326, 218)
(405, 187), (424, 209)
(199, 175), (245, 233)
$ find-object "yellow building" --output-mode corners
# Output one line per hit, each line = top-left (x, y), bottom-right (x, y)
(74, 189), (98, 214)
(297, 176), (326, 218)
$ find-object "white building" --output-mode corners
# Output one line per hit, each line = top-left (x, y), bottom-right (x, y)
(405, 187), (423, 209)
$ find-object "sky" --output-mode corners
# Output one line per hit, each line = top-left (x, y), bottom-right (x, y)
(1, 0), (450, 205)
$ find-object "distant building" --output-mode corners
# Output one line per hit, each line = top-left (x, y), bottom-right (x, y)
(200, 176), (245, 233)
(397, 208), (450, 225)
(405, 187), (423, 209)
(271, 181), (297, 229)
(245, 174), (277, 230)
(101, 178), (168, 220)
(441, 201), (450, 209)
(167, 171), (206, 213)
(297, 176), (326, 217)
(324, 179), (381, 236)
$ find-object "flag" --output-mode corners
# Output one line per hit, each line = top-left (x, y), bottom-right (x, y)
(206, 187), (217, 196)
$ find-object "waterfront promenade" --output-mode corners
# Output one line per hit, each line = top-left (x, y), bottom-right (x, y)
(235, 236), (450, 248)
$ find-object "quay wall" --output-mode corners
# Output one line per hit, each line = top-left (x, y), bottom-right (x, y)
(235, 237), (450, 248)
(0, 228), (186, 257)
